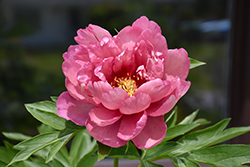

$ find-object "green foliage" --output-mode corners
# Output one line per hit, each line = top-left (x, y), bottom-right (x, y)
(189, 58), (206, 69)
(2, 98), (250, 167)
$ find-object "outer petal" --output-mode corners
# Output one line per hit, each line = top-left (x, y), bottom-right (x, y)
(117, 111), (147, 141)
(75, 24), (112, 46)
(88, 107), (122, 126)
(65, 78), (85, 101)
(119, 93), (151, 115)
(62, 60), (81, 86)
(135, 79), (171, 103)
(56, 92), (96, 126)
(146, 79), (191, 117)
(175, 80), (191, 99)
(132, 16), (161, 36)
(164, 48), (190, 80)
(132, 116), (167, 149)
(86, 118), (127, 148)
(146, 95), (176, 117)
(101, 88), (130, 110)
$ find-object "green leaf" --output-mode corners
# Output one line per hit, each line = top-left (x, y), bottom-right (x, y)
(69, 129), (97, 167)
(50, 96), (58, 103)
(26, 101), (58, 114)
(7, 130), (75, 166)
(163, 123), (200, 142)
(165, 107), (178, 128)
(22, 161), (51, 167)
(76, 152), (98, 167)
(143, 142), (178, 160)
(25, 102), (83, 131)
(97, 142), (112, 161)
(0, 142), (18, 164)
(141, 160), (164, 167)
(108, 141), (140, 160)
(178, 110), (199, 125)
(25, 103), (67, 130)
(46, 130), (77, 163)
(170, 119), (250, 156)
(37, 124), (56, 134)
(187, 145), (250, 167)
(170, 157), (200, 167)
(2, 132), (31, 141)
(53, 148), (71, 167)
(189, 58), (206, 69)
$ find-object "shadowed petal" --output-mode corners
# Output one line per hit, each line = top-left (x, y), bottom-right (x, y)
(89, 107), (122, 126)
(117, 111), (147, 141)
(101, 88), (130, 110)
(132, 116), (167, 149)
(119, 93), (151, 115)
(86, 118), (127, 148)
(56, 92), (96, 126)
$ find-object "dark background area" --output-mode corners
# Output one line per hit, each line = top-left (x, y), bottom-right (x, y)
(1, 0), (248, 145)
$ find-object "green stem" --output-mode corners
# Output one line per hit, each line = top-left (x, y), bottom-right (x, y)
(113, 157), (119, 167)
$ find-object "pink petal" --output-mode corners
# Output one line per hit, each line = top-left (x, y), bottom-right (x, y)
(63, 45), (78, 60)
(101, 88), (130, 110)
(132, 116), (167, 149)
(132, 16), (161, 36)
(94, 57), (114, 82)
(119, 93), (151, 115)
(146, 79), (191, 117)
(135, 79), (171, 102)
(88, 107), (122, 126)
(164, 48), (190, 80)
(87, 81), (113, 102)
(65, 78), (85, 101)
(117, 111), (147, 141)
(113, 49), (136, 75)
(56, 92), (96, 126)
(86, 118), (127, 148)
(62, 60), (81, 85)
(146, 94), (176, 117)
(175, 80), (191, 99)
(75, 24), (112, 46)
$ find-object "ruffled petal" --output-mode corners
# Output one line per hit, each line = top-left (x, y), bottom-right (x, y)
(119, 93), (151, 115)
(56, 92), (96, 126)
(132, 116), (167, 149)
(117, 111), (147, 140)
(135, 79), (171, 102)
(164, 48), (190, 80)
(101, 88), (130, 110)
(86, 118), (127, 148)
(88, 107), (122, 126)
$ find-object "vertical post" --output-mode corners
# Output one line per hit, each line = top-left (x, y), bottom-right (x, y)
(229, 0), (250, 144)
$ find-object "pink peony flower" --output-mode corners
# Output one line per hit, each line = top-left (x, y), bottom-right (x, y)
(56, 16), (191, 149)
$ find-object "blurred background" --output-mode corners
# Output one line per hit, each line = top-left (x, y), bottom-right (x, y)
(1, 0), (249, 145)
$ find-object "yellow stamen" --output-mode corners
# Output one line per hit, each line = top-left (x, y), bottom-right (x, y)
(114, 76), (137, 96)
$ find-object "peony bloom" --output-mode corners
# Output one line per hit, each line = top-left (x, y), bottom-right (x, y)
(56, 16), (191, 149)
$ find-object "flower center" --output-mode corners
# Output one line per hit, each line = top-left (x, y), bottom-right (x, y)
(112, 75), (138, 97)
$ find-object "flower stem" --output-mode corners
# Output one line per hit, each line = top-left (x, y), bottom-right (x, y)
(113, 157), (119, 167)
